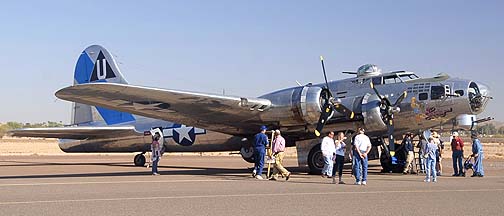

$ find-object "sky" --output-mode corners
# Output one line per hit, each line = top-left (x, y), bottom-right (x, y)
(0, 0), (502, 123)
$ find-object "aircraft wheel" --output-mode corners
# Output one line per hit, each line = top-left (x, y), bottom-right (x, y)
(307, 144), (324, 175)
(240, 146), (255, 163)
(134, 154), (146, 167)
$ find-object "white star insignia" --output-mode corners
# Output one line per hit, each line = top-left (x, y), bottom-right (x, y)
(174, 126), (193, 143)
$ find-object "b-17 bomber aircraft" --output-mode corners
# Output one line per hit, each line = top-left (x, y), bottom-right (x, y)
(10, 45), (493, 174)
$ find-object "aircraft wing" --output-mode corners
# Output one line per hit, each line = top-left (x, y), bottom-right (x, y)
(8, 126), (140, 139)
(55, 83), (272, 135)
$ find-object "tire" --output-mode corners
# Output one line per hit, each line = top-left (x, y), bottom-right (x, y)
(240, 146), (255, 163)
(307, 144), (324, 175)
(134, 154), (146, 167)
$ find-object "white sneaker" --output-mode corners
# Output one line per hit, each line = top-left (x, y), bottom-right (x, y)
(433, 179), (437, 183)
(252, 170), (257, 177)
(361, 181), (367, 186)
(355, 181), (361, 185)
(424, 179), (430, 182)
(255, 175), (264, 180)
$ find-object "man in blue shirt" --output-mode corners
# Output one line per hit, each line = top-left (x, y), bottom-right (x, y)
(252, 125), (268, 179)
(471, 132), (484, 177)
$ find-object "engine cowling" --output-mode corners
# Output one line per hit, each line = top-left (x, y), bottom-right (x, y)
(260, 86), (324, 126)
(361, 93), (387, 132)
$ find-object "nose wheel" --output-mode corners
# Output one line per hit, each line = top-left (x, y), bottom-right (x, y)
(134, 153), (146, 166)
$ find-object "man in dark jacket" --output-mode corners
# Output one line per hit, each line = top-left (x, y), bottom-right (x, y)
(402, 133), (414, 174)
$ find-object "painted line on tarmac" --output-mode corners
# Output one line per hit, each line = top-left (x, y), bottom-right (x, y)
(1, 188), (503, 205)
(0, 179), (235, 187)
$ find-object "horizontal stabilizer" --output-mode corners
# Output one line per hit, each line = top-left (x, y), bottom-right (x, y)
(8, 126), (140, 139)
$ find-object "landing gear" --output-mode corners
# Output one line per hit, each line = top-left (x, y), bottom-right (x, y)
(134, 153), (146, 167)
(307, 144), (324, 174)
(380, 147), (405, 173)
(240, 146), (255, 163)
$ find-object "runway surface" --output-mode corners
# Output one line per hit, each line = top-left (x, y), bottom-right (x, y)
(1, 155), (503, 215)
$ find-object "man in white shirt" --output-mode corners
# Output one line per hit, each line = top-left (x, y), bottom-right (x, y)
(353, 128), (371, 185)
(321, 131), (336, 177)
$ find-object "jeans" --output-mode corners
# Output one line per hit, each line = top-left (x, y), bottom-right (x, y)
(254, 147), (266, 176)
(332, 155), (344, 178)
(452, 150), (463, 175)
(322, 154), (334, 176)
(152, 158), (159, 174)
(353, 150), (368, 182)
(425, 157), (437, 181)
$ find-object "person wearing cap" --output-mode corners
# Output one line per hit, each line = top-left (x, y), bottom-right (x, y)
(332, 132), (347, 184)
(402, 132), (414, 174)
(151, 132), (162, 175)
(471, 132), (484, 177)
(252, 125), (269, 179)
(451, 131), (465, 176)
(270, 130), (291, 181)
(424, 137), (438, 182)
(431, 131), (444, 176)
(321, 131), (336, 178)
(353, 128), (371, 185)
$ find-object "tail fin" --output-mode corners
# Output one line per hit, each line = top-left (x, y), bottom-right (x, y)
(71, 45), (135, 125)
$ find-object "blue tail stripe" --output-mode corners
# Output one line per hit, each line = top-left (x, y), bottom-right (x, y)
(95, 107), (136, 125)
(74, 52), (94, 84)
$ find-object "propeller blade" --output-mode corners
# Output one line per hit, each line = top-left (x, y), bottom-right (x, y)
(369, 82), (383, 100)
(320, 56), (329, 89)
(393, 91), (408, 107)
(314, 101), (334, 137)
(332, 102), (355, 119)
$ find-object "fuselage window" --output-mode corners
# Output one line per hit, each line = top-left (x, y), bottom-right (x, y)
(455, 90), (464, 96)
(419, 93), (428, 100)
(431, 86), (445, 100)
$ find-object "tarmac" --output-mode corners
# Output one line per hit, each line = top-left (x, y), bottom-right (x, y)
(1, 155), (503, 216)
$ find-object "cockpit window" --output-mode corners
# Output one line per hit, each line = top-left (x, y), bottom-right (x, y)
(383, 75), (402, 84)
(399, 74), (419, 81)
(431, 86), (445, 100)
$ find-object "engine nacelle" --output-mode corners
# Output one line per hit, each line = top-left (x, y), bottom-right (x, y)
(260, 86), (324, 126)
(361, 93), (387, 132)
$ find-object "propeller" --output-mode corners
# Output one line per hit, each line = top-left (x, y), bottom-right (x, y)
(369, 82), (407, 157)
(314, 56), (355, 137)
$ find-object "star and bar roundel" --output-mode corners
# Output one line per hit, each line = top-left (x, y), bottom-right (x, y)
(162, 124), (206, 146)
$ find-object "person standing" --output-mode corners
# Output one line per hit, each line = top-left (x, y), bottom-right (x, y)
(402, 133), (414, 174)
(471, 132), (484, 177)
(151, 133), (162, 175)
(270, 130), (291, 181)
(432, 131), (444, 176)
(321, 131), (336, 178)
(451, 132), (465, 176)
(252, 125), (268, 180)
(424, 137), (438, 182)
(353, 128), (371, 185)
(320, 131), (336, 178)
(332, 132), (347, 184)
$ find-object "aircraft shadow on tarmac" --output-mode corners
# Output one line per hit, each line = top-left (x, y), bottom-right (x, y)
(0, 160), (383, 180)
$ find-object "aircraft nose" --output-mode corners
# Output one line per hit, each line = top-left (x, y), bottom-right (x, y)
(468, 81), (492, 113)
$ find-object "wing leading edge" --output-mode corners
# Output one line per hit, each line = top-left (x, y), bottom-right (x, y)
(55, 83), (272, 135)
(9, 126), (140, 140)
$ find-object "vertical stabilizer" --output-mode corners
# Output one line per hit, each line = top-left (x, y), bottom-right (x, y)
(71, 45), (135, 125)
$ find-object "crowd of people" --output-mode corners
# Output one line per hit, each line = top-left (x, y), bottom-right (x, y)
(250, 125), (485, 184)
(147, 125), (485, 182)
